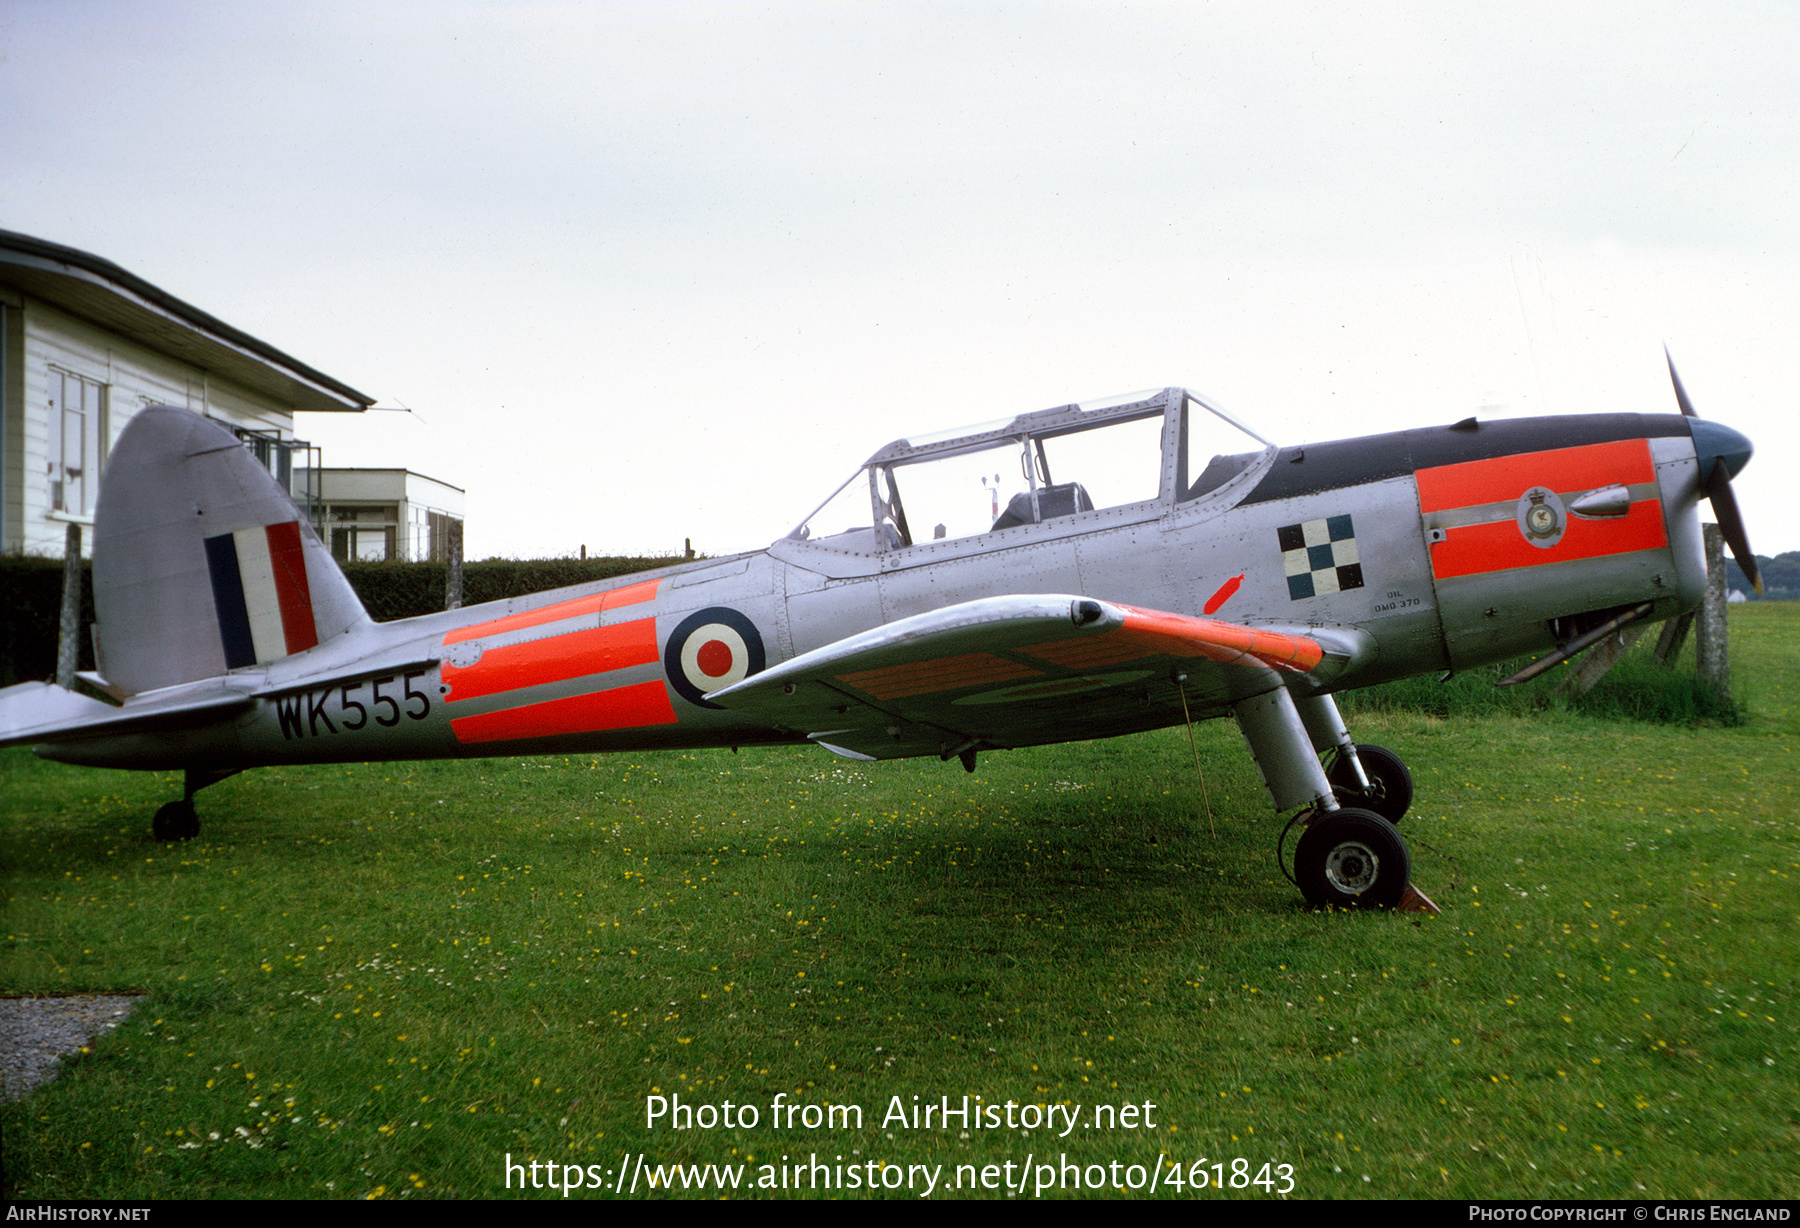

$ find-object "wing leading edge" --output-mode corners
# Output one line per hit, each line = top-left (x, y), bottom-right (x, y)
(706, 595), (1369, 761)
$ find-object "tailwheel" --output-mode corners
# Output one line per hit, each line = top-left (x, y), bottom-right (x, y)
(1328, 743), (1412, 825)
(152, 799), (199, 842)
(1296, 808), (1410, 910)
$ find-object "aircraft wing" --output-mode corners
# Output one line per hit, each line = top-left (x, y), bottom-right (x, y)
(705, 595), (1368, 761)
(0, 680), (255, 750)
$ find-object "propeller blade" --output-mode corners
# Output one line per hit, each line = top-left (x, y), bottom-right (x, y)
(1665, 345), (1699, 418)
(1704, 463), (1764, 595)
(1666, 348), (1761, 593)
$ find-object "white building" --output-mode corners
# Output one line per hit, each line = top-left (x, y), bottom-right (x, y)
(1, 230), (373, 555)
(310, 468), (466, 562)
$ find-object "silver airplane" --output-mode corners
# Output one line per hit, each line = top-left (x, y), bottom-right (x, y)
(0, 365), (1758, 911)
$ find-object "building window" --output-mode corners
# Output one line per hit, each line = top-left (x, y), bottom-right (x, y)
(47, 370), (107, 515)
(426, 511), (462, 562)
(327, 504), (399, 561)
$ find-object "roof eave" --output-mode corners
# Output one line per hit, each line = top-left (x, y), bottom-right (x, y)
(0, 230), (373, 414)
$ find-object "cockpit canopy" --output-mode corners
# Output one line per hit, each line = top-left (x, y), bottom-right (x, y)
(787, 387), (1273, 553)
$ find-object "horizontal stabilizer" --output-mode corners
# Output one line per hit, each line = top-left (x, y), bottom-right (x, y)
(0, 679), (254, 751)
(0, 682), (119, 744)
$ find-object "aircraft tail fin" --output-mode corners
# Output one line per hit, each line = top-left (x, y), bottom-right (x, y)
(92, 406), (372, 696)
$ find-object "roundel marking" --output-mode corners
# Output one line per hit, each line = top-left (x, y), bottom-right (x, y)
(682, 624), (747, 687)
(695, 638), (734, 678)
(664, 607), (766, 708)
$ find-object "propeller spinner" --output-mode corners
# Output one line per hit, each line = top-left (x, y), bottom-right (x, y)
(1666, 347), (1762, 595)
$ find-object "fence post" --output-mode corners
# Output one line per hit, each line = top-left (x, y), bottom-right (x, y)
(1695, 523), (1730, 701)
(56, 522), (82, 689)
(445, 520), (464, 612)
(1653, 611), (1694, 665)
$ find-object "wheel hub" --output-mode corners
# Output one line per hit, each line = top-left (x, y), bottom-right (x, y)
(1324, 841), (1378, 895)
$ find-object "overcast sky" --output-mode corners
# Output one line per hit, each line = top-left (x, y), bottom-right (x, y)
(3, 1), (1795, 558)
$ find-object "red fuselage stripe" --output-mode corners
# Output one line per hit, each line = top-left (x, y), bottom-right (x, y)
(442, 577), (662, 646)
(1415, 438), (1656, 513)
(442, 618), (660, 702)
(1416, 438), (1669, 579)
(449, 679), (678, 744)
(1428, 500), (1668, 579)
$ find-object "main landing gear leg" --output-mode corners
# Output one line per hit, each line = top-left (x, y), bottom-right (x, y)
(151, 768), (241, 842)
(1293, 694), (1415, 826)
(1235, 689), (1436, 913)
(1234, 687), (1338, 815)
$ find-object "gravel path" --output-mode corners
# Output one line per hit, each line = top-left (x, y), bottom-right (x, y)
(0, 994), (142, 1103)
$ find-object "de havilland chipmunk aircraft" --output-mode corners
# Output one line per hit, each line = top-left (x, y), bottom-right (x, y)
(0, 360), (1760, 912)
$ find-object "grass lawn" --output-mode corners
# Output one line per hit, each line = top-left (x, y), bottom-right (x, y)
(2, 604), (1795, 1199)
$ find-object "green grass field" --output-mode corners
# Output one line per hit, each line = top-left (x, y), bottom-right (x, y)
(3, 606), (1795, 1200)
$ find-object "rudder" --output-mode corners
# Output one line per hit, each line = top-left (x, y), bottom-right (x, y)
(92, 406), (371, 696)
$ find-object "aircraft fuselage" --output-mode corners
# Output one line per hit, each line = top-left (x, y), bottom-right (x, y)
(43, 399), (1713, 775)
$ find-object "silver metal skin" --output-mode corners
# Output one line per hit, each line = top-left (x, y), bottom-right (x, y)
(0, 385), (1745, 908)
(1232, 688), (1339, 815)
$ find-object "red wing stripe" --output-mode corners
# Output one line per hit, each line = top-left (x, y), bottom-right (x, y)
(449, 680), (677, 744)
(1430, 500), (1668, 579)
(444, 578), (662, 645)
(1024, 607), (1323, 674)
(836, 653), (1041, 700)
(1416, 439), (1655, 513)
(1116, 606), (1325, 672)
(442, 618), (659, 703)
(1017, 637), (1150, 669)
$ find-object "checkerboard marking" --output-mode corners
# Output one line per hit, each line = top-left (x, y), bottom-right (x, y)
(1279, 514), (1364, 600)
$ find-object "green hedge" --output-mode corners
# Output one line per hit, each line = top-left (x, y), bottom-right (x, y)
(1, 558), (95, 686)
(0, 556), (675, 687)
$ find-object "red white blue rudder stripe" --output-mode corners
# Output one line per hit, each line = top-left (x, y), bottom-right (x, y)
(204, 521), (321, 668)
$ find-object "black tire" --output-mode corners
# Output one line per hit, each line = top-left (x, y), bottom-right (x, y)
(1295, 808), (1410, 910)
(152, 799), (199, 841)
(1328, 744), (1412, 825)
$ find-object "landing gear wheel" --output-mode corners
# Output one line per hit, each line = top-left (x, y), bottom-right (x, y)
(1296, 808), (1410, 909)
(1329, 744), (1413, 825)
(152, 799), (199, 841)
